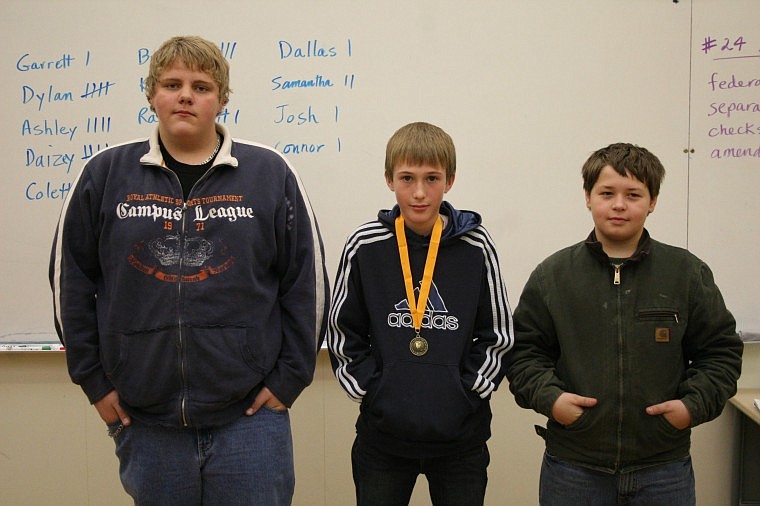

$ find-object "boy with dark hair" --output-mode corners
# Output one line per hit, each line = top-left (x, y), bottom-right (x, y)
(506, 142), (743, 505)
(327, 121), (514, 506)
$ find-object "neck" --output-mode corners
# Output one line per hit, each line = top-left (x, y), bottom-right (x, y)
(404, 214), (445, 236)
(599, 235), (640, 259)
(160, 129), (220, 165)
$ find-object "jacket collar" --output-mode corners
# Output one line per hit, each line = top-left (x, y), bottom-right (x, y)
(140, 123), (238, 168)
(377, 201), (482, 241)
(584, 228), (652, 264)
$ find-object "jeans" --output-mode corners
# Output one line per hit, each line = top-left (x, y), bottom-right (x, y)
(539, 451), (696, 506)
(351, 436), (489, 506)
(108, 407), (294, 506)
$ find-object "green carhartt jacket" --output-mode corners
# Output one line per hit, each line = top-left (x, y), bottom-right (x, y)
(506, 229), (743, 473)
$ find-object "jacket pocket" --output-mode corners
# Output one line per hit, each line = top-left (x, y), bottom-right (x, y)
(101, 328), (180, 409)
(563, 407), (594, 431)
(635, 306), (683, 346)
(363, 360), (478, 442)
(184, 327), (271, 408)
(653, 412), (684, 435)
(631, 306), (686, 387)
(636, 307), (680, 324)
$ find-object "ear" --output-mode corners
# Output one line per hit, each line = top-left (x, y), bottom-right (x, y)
(444, 174), (456, 193)
(386, 176), (394, 192)
(648, 194), (658, 214)
(585, 190), (591, 209)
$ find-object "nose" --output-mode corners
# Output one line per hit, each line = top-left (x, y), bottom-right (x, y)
(612, 195), (626, 210)
(178, 85), (193, 104)
(412, 181), (425, 199)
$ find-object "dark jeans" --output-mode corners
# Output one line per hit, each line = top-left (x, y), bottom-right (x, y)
(539, 451), (696, 506)
(351, 436), (489, 506)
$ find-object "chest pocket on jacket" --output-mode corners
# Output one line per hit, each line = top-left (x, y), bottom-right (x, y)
(635, 306), (684, 347)
(631, 306), (688, 409)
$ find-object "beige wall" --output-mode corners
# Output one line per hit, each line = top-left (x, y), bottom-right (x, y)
(1, 345), (757, 505)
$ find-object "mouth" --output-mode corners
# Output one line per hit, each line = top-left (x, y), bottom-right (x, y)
(174, 110), (195, 117)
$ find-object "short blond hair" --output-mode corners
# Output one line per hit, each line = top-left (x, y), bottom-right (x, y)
(385, 122), (456, 182)
(144, 35), (231, 107)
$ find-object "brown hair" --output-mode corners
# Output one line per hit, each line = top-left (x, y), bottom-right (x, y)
(582, 143), (665, 198)
(384, 122), (456, 182)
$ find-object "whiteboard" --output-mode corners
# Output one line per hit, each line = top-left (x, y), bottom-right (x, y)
(689, 0), (760, 334)
(1, 0), (756, 346)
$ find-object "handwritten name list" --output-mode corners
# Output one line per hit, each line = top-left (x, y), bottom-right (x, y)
(14, 37), (356, 204)
(269, 38), (356, 157)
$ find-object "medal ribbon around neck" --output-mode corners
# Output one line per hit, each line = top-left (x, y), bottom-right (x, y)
(395, 215), (442, 346)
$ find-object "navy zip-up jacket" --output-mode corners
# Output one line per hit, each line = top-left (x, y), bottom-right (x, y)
(327, 202), (514, 458)
(50, 124), (329, 428)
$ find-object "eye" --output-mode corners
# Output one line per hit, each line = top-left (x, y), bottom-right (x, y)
(194, 85), (209, 92)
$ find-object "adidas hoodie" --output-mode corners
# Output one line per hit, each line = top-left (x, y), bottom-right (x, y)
(327, 202), (513, 457)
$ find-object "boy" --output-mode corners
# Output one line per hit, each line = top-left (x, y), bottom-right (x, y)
(50, 36), (328, 505)
(327, 121), (514, 506)
(506, 142), (743, 505)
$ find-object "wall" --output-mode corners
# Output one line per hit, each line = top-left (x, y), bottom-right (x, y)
(0, 350), (752, 506)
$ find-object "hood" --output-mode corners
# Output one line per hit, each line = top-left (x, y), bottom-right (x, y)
(377, 201), (482, 240)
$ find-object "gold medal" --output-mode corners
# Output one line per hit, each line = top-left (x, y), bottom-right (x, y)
(396, 216), (442, 359)
(410, 335), (428, 356)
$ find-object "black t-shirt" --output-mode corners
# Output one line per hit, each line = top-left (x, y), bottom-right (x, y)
(159, 136), (220, 200)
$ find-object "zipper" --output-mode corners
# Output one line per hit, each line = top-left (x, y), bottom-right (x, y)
(155, 162), (190, 427)
(637, 309), (680, 324)
(161, 156), (219, 428)
(615, 276), (624, 469)
(612, 263), (622, 285)
(159, 163), (191, 427)
(178, 200), (189, 427)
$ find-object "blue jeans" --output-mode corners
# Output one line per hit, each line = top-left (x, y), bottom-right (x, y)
(539, 452), (696, 506)
(351, 436), (489, 506)
(108, 408), (294, 506)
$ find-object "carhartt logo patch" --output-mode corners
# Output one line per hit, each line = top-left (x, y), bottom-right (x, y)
(655, 328), (670, 343)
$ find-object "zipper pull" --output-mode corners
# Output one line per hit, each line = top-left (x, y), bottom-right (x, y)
(613, 263), (622, 285)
